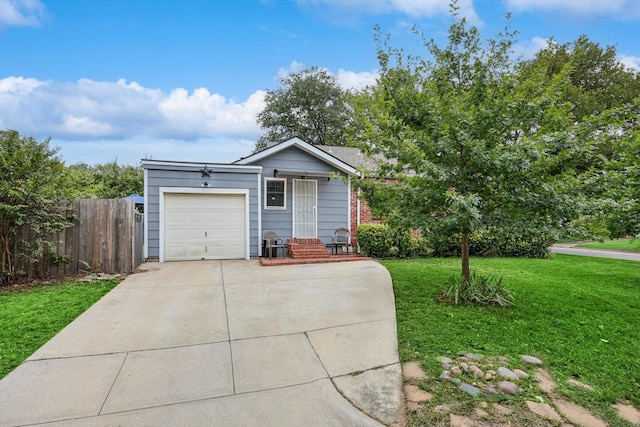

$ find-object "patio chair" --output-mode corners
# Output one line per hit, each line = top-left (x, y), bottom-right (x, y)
(330, 227), (351, 254)
(263, 230), (285, 258)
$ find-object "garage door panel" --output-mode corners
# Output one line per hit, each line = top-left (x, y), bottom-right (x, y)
(163, 193), (246, 261)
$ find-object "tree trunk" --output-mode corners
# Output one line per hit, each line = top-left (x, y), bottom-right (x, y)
(461, 233), (470, 283)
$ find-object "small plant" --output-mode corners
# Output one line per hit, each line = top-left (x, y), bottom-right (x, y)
(440, 272), (514, 307)
(52, 253), (72, 265)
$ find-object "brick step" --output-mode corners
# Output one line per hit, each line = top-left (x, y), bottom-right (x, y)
(288, 238), (329, 259)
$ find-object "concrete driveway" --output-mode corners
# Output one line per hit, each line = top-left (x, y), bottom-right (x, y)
(0, 260), (403, 427)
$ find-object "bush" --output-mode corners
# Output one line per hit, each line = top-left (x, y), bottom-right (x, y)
(428, 227), (554, 258)
(440, 272), (514, 307)
(357, 224), (393, 258)
(393, 228), (432, 258)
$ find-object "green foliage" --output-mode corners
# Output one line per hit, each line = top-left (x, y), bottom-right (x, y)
(0, 279), (119, 378)
(440, 272), (514, 307)
(519, 35), (640, 122)
(356, 223), (393, 257)
(392, 228), (432, 258)
(66, 161), (143, 199)
(350, 3), (576, 280)
(0, 130), (73, 283)
(255, 66), (350, 151)
(430, 227), (554, 258)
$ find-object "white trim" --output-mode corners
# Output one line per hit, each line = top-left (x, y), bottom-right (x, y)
(347, 177), (351, 236)
(143, 168), (149, 260)
(142, 159), (262, 173)
(264, 177), (287, 210)
(292, 179), (318, 238)
(158, 187), (251, 261)
(235, 137), (357, 176)
(257, 172), (262, 258)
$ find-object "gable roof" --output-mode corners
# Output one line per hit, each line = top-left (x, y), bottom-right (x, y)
(234, 137), (358, 176)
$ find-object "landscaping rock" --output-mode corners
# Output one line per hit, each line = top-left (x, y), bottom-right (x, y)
(483, 386), (497, 394)
(513, 369), (529, 379)
(439, 370), (451, 380)
(404, 385), (433, 402)
(554, 399), (608, 427)
(450, 377), (462, 385)
(522, 355), (543, 365)
(402, 362), (426, 380)
(535, 368), (556, 394)
(498, 381), (520, 395)
(497, 366), (520, 381)
(407, 401), (422, 413)
(450, 414), (474, 427)
(470, 365), (484, 378)
(439, 356), (453, 364)
(613, 403), (640, 425)
(451, 366), (463, 376)
(464, 353), (484, 361)
(525, 401), (562, 422)
(460, 383), (481, 397)
(474, 408), (490, 419)
(492, 403), (512, 415)
(459, 362), (469, 371)
(567, 378), (594, 392)
(484, 372), (493, 381)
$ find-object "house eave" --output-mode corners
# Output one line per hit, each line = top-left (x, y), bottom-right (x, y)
(233, 137), (358, 176)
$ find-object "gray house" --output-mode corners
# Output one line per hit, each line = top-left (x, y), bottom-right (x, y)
(142, 137), (358, 262)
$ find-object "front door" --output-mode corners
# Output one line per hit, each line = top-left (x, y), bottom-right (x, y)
(293, 179), (317, 238)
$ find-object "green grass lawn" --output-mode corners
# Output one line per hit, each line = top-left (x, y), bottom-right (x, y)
(0, 280), (119, 379)
(382, 255), (640, 426)
(578, 238), (640, 252)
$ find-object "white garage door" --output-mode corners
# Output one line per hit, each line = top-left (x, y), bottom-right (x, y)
(163, 193), (246, 261)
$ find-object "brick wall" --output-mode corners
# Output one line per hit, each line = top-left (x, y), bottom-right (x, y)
(350, 188), (381, 247)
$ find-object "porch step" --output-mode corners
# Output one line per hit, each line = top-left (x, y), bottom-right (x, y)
(288, 238), (329, 258)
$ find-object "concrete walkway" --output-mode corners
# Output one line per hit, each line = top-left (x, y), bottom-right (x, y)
(550, 243), (640, 261)
(0, 260), (403, 427)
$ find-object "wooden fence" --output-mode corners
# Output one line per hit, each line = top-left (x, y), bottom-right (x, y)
(16, 199), (143, 279)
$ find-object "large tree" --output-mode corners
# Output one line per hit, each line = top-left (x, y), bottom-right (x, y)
(0, 130), (73, 282)
(519, 35), (640, 123)
(350, 5), (577, 283)
(255, 66), (349, 151)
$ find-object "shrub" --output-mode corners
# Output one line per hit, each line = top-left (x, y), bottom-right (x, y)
(357, 224), (393, 257)
(393, 228), (432, 258)
(428, 227), (554, 258)
(440, 272), (514, 307)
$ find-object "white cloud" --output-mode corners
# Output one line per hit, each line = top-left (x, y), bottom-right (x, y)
(276, 61), (379, 90)
(505, 0), (640, 19)
(0, 0), (47, 27)
(513, 36), (549, 60)
(0, 76), (265, 141)
(296, 0), (482, 25)
(619, 54), (640, 71)
(336, 69), (379, 90)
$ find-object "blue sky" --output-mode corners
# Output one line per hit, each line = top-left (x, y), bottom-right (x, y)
(2, 0), (639, 166)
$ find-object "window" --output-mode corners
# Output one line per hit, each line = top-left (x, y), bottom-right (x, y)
(265, 178), (286, 209)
